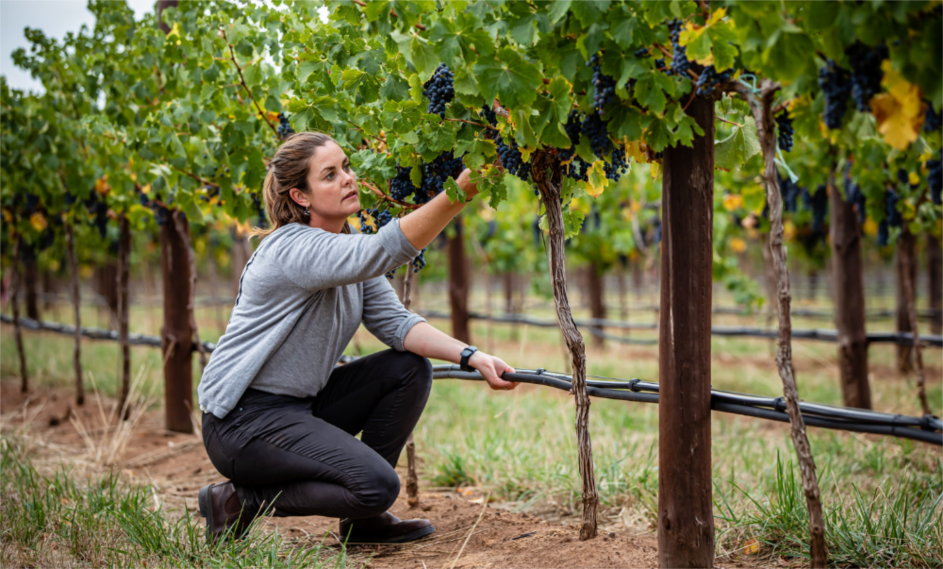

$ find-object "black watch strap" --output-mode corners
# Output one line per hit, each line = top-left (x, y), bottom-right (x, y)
(460, 346), (478, 372)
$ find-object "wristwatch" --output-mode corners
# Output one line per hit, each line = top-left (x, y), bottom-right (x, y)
(460, 345), (478, 372)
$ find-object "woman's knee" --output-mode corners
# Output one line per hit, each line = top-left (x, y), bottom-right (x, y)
(355, 467), (400, 516)
(399, 351), (433, 390)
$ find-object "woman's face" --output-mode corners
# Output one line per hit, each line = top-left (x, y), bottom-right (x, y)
(303, 141), (360, 221)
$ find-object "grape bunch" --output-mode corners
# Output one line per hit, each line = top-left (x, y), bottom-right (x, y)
(846, 42), (888, 112)
(885, 188), (901, 228)
(843, 165), (867, 228)
(558, 109), (582, 162)
(423, 64), (454, 118)
(928, 150), (942, 205)
(654, 58), (666, 70)
(359, 206), (392, 234)
(776, 109), (794, 152)
(604, 146), (629, 182)
(252, 193), (268, 228)
(695, 65), (732, 98)
(587, 54), (616, 114)
(581, 112), (611, 158)
(818, 60), (852, 129)
(479, 105), (530, 182)
(277, 113), (294, 139)
(925, 102), (942, 133)
(803, 185), (829, 233)
(778, 172), (801, 212)
(389, 165), (418, 201)
(420, 151), (465, 204)
(634, 47), (650, 58)
(667, 19), (691, 76)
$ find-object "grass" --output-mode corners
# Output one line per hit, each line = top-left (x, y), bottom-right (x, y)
(0, 436), (349, 568)
(2, 288), (941, 567)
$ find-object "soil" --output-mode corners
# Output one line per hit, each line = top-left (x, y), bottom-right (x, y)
(0, 381), (772, 569)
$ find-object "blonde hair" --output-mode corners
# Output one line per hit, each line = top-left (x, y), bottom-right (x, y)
(250, 132), (352, 240)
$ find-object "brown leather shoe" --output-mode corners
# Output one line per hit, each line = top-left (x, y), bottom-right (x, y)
(198, 481), (256, 544)
(338, 511), (435, 544)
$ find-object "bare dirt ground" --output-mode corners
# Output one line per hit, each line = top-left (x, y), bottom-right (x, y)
(1, 380), (775, 568)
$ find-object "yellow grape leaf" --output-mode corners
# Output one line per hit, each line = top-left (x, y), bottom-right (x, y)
(708, 7), (727, 25)
(95, 176), (110, 195)
(723, 194), (743, 211)
(784, 220), (796, 241)
(585, 161), (609, 198)
(141, 184), (151, 194)
(650, 161), (662, 179)
(2, 209), (11, 223)
(863, 218), (878, 236)
(870, 60), (925, 150)
(730, 237), (747, 252)
(518, 146), (536, 163)
(625, 139), (648, 163)
(29, 212), (47, 232)
(908, 171), (920, 185)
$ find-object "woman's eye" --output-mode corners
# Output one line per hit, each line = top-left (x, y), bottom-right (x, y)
(326, 173), (334, 180)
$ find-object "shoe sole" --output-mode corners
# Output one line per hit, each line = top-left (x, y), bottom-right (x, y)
(198, 484), (216, 545)
(343, 524), (436, 545)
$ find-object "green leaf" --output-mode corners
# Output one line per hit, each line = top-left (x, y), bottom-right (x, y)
(410, 36), (436, 77)
(570, 0), (609, 27)
(472, 47), (542, 109)
(547, 0), (572, 24)
(242, 62), (262, 87)
(444, 177), (466, 203)
(610, 14), (639, 50)
(363, 0), (387, 22)
(714, 116), (760, 170)
(510, 14), (539, 47)
(806, 1), (840, 30)
(635, 71), (667, 115)
(562, 207), (586, 238)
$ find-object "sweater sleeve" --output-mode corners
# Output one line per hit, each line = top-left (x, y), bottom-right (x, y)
(361, 275), (427, 351)
(275, 219), (421, 291)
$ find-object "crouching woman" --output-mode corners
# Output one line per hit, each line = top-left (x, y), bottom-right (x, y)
(195, 132), (517, 546)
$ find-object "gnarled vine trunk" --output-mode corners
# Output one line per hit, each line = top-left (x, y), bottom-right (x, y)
(531, 150), (597, 541)
(828, 166), (871, 409)
(740, 78), (827, 569)
(117, 214), (132, 416)
(658, 93), (715, 569)
(65, 218), (84, 405)
(22, 244), (40, 321)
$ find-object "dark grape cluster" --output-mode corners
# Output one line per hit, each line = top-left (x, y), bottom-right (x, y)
(423, 64), (454, 118)
(666, 19), (690, 76)
(776, 109), (794, 152)
(420, 151), (465, 204)
(843, 165), (867, 228)
(479, 105), (530, 182)
(925, 102), (942, 133)
(587, 54), (616, 114)
(634, 47), (650, 58)
(604, 145), (629, 182)
(803, 185), (829, 233)
(818, 60), (853, 129)
(654, 58), (666, 70)
(885, 188), (901, 227)
(846, 42), (888, 112)
(252, 193), (268, 228)
(359, 206), (392, 234)
(928, 150), (942, 206)
(778, 172), (801, 212)
(695, 65), (732, 98)
(277, 113), (294, 139)
(558, 109), (582, 162)
(581, 112), (611, 158)
(389, 165), (418, 201)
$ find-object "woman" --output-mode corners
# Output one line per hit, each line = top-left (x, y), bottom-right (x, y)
(196, 132), (518, 546)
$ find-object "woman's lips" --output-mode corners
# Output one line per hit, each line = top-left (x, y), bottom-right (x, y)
(343, 191), (357, 200)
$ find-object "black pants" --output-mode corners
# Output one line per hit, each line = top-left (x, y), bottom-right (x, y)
(202, 349), (433, 520)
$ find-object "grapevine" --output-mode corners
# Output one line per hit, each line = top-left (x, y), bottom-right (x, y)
(277, 113), (294, 139)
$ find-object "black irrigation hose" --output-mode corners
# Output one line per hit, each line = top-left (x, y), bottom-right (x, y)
(418, 311), (943, 348)
(431, 366), (942, 446)
(4, 315), (939, 444)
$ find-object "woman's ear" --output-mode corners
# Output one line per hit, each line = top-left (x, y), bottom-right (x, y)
(288, 187), (309, 208)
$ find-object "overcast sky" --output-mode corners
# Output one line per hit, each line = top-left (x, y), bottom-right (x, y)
(1, 0), (155, 93)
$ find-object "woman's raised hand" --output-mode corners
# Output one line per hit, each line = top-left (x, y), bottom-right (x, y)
(468, 351), (519, 391)
(454, 168), (480, 199)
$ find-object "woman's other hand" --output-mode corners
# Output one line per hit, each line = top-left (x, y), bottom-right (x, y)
(468, 351), (519, 391)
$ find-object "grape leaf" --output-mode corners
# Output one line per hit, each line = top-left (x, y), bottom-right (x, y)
(473, 47), (542, 109)
(714, 116), (759, 170)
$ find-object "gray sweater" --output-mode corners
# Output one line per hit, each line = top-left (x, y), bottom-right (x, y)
(197, 219), (427, 419)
